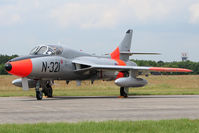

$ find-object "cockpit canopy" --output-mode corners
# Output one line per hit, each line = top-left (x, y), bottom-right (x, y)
(29, 45), (63, 55)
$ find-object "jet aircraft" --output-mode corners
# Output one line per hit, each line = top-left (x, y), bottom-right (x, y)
(5, 29), (192, 100)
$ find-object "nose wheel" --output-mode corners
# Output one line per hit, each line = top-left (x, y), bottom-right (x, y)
(35, 81), (43, 100)
(36, 91), (43, 100)
(120, 87), (129, 98)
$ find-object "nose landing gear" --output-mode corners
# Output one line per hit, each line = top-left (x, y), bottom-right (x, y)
(35, 81), (43, 100)
(36, 90), (43, 100)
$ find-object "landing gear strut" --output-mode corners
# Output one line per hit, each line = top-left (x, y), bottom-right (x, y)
(120, 87), (129, 98)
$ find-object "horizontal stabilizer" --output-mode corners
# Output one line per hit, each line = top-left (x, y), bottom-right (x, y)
(120, 52), (160, 55)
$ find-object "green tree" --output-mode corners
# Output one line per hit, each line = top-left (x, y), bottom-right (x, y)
(0, 54), (18, 75)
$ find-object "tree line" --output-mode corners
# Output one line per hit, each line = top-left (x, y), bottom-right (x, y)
(0, 55), (18, 74)
(0, 54), (198, 75)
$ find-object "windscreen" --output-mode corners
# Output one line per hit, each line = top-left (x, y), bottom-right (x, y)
(29, 45), (63, 55)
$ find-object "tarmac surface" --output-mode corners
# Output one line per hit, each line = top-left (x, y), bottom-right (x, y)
(0, 95), (199, 124)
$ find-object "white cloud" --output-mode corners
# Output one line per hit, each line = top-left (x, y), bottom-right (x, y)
(189, 3), (199, 24)
(50, 3), (119, 29)
(0, 5), (22, 26)
(0, 0), (48, 26)
(0, 0), (198, 28)
(50, 0), (180, 28)
(121, 0), (172, 21)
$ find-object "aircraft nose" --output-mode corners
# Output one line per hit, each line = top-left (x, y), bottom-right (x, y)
(5, 59), (33, 77)
(5, 63), (12, 71)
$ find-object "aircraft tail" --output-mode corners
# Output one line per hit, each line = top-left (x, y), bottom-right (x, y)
(110, 29), (133, 61)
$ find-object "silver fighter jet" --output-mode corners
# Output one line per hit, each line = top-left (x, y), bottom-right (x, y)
(5, 29), (192, 100)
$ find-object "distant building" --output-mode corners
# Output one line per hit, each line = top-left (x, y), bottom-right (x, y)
(181, 53), (188, 61)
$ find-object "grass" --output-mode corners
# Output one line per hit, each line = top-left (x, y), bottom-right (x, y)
(0, 75), (199, 97)
(0, 119), (199, 133)
(1, 76), (199, 133)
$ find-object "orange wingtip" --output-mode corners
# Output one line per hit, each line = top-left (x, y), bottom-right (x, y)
(149, 67), (192, 72)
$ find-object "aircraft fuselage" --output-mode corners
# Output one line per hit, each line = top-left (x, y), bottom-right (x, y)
(7, 47), (137, 82)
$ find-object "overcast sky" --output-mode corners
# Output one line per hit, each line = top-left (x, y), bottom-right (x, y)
(0, 0), (199, 61)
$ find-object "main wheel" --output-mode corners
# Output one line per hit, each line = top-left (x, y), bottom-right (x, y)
(36, 91), (43, 100)
(42, 85), (53, 98)
(47, 86), (53, 97)
(120, 87), (128, 98)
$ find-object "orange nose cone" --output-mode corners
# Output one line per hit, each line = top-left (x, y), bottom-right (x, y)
(7, 59), (32, 77)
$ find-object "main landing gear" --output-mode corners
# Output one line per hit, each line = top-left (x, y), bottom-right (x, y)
(35, 80), (53, 100)
(120, 87), (129, 98)
(42, 81), (53, 98)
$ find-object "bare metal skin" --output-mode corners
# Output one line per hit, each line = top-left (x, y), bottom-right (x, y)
(5, 29), (192, 100)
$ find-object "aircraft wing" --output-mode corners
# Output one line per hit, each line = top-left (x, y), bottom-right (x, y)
(90, 65), (192, 73)
(72, 59), (192, 73)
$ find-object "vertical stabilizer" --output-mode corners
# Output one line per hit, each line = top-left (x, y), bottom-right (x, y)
(111, 29), (133, 61)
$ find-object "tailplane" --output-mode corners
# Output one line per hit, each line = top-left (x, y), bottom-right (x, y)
(110, 29), (160, 61)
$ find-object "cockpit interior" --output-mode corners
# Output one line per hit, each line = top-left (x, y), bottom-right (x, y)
(29, 45), (63, 56)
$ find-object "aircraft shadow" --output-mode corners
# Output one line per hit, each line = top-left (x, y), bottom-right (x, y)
(21, 95), (194, 101)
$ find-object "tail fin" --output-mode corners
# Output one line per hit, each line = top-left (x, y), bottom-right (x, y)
(110, 29), (133, 61)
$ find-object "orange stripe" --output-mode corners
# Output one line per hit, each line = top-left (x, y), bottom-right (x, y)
(110, 47), (120, 59)
(114, 60), (126, 79)
(114, 59), (126, 66)
(116, 72), (124, 79)
(113, 58), (126, 80)
(149, 67), (192, 72)
(8, 59), (32, 77)
(110, 46), (126, 79)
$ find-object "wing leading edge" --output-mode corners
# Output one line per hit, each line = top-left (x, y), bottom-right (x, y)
(72, 59), (192, 73)
(72, 56), (192, 73)
(90, 65), (192, 73)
